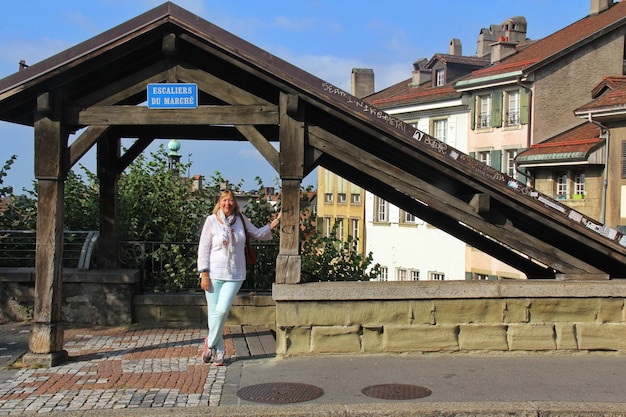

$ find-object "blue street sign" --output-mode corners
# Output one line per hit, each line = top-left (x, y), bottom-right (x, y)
(147, 83), (198, 108)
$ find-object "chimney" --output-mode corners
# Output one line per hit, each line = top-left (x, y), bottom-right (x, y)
(490, 39), (517, 64)
(448, 38), (462, 56)
(591, 0), (613, 14)
(351, 68), (375, 98)
(410, 58), (431, 87)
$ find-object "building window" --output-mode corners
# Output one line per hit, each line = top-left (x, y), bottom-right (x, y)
(350, 193), (361, 204)
(478, 94), (491, 128)
(505, 149), (518, 179)
(429, 271), (445, 281)
(478, 151), (491, 166)
(350, 219), (359, 240)
(337, 177), (347, 204)
(475, 273), (489, 280)
(397, 268), (407, 281)
(622, 141), (626, 179)
(400, 210), (415, 224)
(505, 90), (520, 126)
(574, 172), (585, 198)
(380, 266), (388, 281)
(433, 119), (448, 143)
(556, 172), (568, 199)
(335, 218), (344, 240)
(323, 170), (333, 203)
(324, 217), (331, 238)
(375, 197), (389, 222)
(411, 270), (420, 281)
(435, 69), (445, 86)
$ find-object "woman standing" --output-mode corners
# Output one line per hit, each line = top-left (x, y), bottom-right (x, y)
(197, 189), (279, 366)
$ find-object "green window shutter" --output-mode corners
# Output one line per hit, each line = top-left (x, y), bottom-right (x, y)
(491, 150), (502, 171)
(491, 92), (503, 128)
(469, 151), (476, 159)
(488, 275), (498, 281)
(470, 95), (476, 130)
(520, 88), (530, 125)
(465, 272), (474, 280)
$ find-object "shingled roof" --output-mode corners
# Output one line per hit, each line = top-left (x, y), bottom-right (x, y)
(457, 1), (626, 84)
(516, 122), (604, 165)
(367, 54), (488, 109)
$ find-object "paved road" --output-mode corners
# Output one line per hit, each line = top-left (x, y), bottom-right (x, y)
(2, 322), (626, 416)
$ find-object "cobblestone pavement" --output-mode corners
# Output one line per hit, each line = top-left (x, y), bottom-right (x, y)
(0, 325), (233, 415)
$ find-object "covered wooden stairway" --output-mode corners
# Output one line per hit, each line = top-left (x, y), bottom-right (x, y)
(1, 1), (626, 363)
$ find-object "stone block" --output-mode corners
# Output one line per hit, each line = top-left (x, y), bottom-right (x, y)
(383, 325), (459, 352)
(458, 324), (508, 351)
(597, 298), (624, 323)
(576, 323), (626, 351)
(347, 301), (414, 325)
(276, 327), (311, 356)
(555, 323), (578, 350)
(507, 324), (556, 351)
(311, 325), (361, 353)
(434, 299), (505, 324)
(503, 299), (530, 323)
(276, 301), (350, 327)
(528, 298), (598, 323)
(227, 305), (275, 328)
(362, 326), (383, 353)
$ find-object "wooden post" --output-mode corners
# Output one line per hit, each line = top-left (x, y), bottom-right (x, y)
(276, 93), (304, 284)
(97, 132), (121, 269)
(24, 91), (69, 367)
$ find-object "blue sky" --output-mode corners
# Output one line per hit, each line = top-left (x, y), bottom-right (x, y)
(0, 0), (592, 193)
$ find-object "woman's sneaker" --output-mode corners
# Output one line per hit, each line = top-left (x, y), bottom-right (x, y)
(213, 351), (225, 366)
(201, 337), (213, 363)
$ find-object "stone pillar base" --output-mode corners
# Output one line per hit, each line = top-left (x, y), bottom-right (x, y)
(22, 350), (68, 368)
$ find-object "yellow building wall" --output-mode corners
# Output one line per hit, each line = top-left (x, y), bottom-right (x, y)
(316, 167), (366, 254)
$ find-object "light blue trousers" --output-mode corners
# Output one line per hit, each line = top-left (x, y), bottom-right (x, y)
(204, 279), (243, 353)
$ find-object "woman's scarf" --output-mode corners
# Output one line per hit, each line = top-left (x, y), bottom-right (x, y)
(218, 209), (239, 272)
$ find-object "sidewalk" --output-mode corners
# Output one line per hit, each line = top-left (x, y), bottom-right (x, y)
(2, 322), (626, 416)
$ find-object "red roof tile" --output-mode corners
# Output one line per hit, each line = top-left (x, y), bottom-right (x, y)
(462, 2), (626, 82)
(516, 123), (603, 160)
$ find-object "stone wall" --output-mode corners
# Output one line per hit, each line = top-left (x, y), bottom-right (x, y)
(133, 293), (276, 329)
(273, 280), (626, 356)
(0, 268), (140, 325)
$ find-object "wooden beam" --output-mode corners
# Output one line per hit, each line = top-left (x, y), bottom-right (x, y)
(235, 125), (279, 172)
(67, 105), (279, 126)
(276, 179), (302, 283)
(77, 61), (169, 107)
(67, 126), (109, 169)
(118, 136), (154, 172)
(279, 93), (304, 179)
(28, 90), (68, 366)
(307, 126), (605, 275)
(176, 65), (271, 106)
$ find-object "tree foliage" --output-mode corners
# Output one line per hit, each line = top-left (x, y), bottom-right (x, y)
(301, 222), (380, 282)
(1, 149), (379, 289)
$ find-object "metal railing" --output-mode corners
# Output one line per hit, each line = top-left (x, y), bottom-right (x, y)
(0, 230), (276, 292)
(119, 240), (278, 293)
(0, 230), (99, 269)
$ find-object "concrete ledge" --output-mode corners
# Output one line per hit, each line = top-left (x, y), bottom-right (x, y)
(39, 401), (626, 417)
(273, 280), (626, 300)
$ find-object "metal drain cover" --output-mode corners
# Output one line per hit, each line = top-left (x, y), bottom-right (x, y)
(237, 382), (324, 404)
(362, 383), (432, 400)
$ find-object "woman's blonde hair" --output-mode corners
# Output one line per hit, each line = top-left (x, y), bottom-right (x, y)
(212, 189), (240, 216)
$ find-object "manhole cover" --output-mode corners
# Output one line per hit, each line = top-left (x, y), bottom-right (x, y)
(362, 383), (432, 400)
(236, 382), (324, 404)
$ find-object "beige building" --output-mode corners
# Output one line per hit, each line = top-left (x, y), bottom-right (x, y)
(455, 0), (626, 278)
(315, 69), (373, 254)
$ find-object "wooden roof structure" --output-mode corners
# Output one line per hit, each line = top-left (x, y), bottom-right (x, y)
(1, 2), (626, 362)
